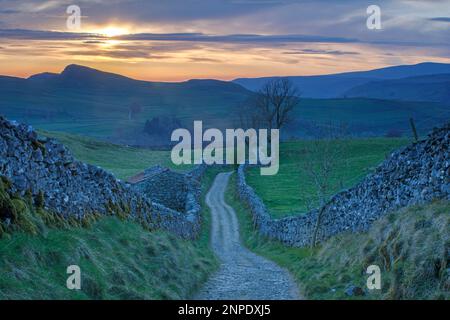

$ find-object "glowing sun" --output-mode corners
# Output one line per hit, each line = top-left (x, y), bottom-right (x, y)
(99, 26), (129, 37)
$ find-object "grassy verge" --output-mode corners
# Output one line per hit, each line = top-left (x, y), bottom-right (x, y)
(38, 130), (192, 180)
(0, 167), (219, 300)
(227, 173), (449, 300)
(246, 138), (408, 218)
(0, 219), (216, 300)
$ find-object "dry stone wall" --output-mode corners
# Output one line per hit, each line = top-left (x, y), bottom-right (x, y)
(0, 116), (204, 239)
(237, 123), (450, 247)
(132, 164), (206, 229)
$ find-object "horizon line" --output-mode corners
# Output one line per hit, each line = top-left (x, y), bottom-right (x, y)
(1, 60), (448, 83)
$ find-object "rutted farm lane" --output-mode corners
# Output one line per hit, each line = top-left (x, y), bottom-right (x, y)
(195, 172), (300, 300)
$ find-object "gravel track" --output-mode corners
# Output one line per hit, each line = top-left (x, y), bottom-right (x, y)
(195, 172), (300, 300)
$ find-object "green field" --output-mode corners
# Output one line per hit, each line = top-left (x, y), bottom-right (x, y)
(39, 130), (192, 180)
(44, 131), (410, 218)
(227, 173), (450, 300)
(246, 138), (408, 218)
(290, 98), (448, 136)
(2, 84), (447, 141)
(5, 97), (446, 140)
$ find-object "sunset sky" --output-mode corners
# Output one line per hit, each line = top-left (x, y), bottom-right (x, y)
(0, 0), (449, 81)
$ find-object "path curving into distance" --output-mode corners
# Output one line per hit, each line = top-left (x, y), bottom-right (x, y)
(195, 172), (300, 300)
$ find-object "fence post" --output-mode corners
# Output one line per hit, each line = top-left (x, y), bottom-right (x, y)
(409, 118), (418, 142)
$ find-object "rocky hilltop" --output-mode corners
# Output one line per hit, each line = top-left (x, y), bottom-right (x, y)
(0, 116), (202, 238)
(238, 123), (450, 246)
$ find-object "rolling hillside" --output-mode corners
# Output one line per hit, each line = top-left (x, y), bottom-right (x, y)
(0, 64), (252, 141)
(286, 98), (449, 138)
(344, 74), (450, 102)
(233, 62), (450, 99)
(1, 64), (449, 143)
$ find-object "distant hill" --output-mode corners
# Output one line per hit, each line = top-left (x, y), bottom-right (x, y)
(0, 64), (448, 143)
(233, 62), (450, 99)
(343, 74), (450, 102)
(0, 64), (253, 143)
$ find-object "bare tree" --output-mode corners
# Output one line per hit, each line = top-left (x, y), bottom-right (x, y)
(302, 122), (349, 248)
(240, 78), (300, 131)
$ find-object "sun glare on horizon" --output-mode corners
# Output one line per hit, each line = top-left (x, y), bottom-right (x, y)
(98, 26), (129, 37)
